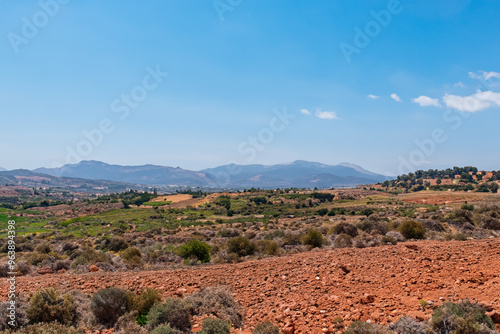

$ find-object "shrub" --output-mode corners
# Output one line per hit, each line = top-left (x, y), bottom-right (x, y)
(282, 232), (302, 246)
(333, 222), (358, 237)
(343, 321), (392, 334)
(227, 237), (256, 257)
(333, 234), (352, 248)
(462, 203), (475, 211)
(108, 237), (129, 252)
(185, 286), (244, 328)
(357, 215), (388, 235)
(301, 229), (324, 248)
(398, 220), (426, 240)
(34, 243), (51, 254)
(91, 288), (129, 326)
(129, 288), (162, 316)
(26, 288), (76, 325)
(381, 235), (397, 245)
(252, 321), (280, 334)
(71, 248), (108, 268)
(389, 316), (430, 334)
(200, 318), (231, 334)
(176, 240), (211, 263)
(147, 298), (191, 332)
(120, 247), (143, 268)
(256, 240), (280, 256)
(431, 300), (496, 334)
(0, 322), (85, 333)
(386, 231), (405, 242)
(113, 311), (148, 334)
(149, 324), (175, 334)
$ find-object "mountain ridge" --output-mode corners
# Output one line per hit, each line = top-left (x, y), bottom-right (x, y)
(33, 160), (391, 189)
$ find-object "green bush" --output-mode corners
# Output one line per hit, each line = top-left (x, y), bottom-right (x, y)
(227, 237), (256, 257)
(301, 228), (324, 248)
(26, 288), (77, 325)
(147, 298), (191, 332)
(398, 220), (426, 240)
(185, 286), (244, 328)
(91, 287), (129, 326)
(256, 240), (280, 256)
(343, 321), (392, 334)
(200, 318), (231, 334)
(252, 321), (280, 334)
(149, 324), (174, 334)
(431, 300), (496, 334)
(71, 248), (108, 268)
(129, 288), (162, 316)
(120, 247), (143, 268)
(108, 236), (129, 252)
(176, 239), (211, 263)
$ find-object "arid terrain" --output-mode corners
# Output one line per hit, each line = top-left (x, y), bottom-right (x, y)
(6, 238), (500, 333)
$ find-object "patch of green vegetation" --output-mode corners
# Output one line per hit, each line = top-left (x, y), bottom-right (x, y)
(142, 201), (172, 207)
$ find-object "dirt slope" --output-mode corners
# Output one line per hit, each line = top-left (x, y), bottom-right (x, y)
(7, 239), (500, 333)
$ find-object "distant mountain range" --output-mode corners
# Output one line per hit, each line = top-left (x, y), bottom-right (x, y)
(30, 160), (391, 190)
(0, 169), (151, 193)
(0, 167), (6, 172)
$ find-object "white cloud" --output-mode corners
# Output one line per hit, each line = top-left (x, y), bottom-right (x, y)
(412, 95), (441, 107)
(469, 71), (500, 80)
(483, 71), (500, 80)
(315, 110), (338, 120)
(454, 81), (465, 87)
(390, 93), (402, 102)
(367, 94), (379, 99)
(300, 109), (311, 115)
(443, 90), (500, 112)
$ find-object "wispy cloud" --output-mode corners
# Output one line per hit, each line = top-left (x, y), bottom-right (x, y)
(412, 95), (441, 107)
(454, 81), (465, 87)
(315, 110), (338, 120)
(300, 109), (311, 115)
(443, 90), (500, 112)
(367, 94), (379, 99)
(390, 93), (402, 102)
(469, 71), (500, 80)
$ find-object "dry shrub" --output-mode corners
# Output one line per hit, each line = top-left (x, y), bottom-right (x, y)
(333, 234), (353, 248)
(185, 286), (244, 328)
(252, 321), (280, 334)
(147, 298), (191, 332)
(343, 321), (392, 334)
(200, 318), (231, 334)
(27, 288), (77, 325)
(91, 287), (129, 327)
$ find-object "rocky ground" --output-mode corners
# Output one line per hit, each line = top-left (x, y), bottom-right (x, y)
(6, 238), (500, 333)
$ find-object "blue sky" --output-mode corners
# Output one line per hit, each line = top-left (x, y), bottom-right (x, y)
(1, 0), (500, 175)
